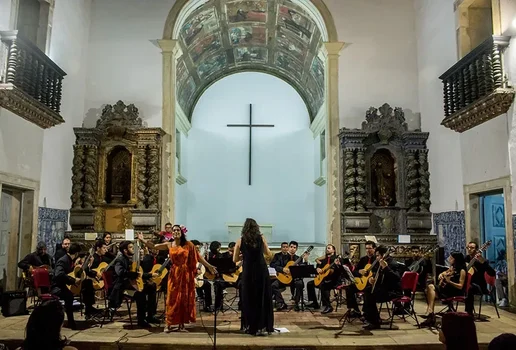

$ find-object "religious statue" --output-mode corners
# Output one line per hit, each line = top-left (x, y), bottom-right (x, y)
(371, 150), (396, 207)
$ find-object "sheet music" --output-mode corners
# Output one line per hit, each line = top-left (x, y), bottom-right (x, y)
(268, 267), (277, 276)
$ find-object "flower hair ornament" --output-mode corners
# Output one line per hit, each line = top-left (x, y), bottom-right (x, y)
(180, 225), (188, 235)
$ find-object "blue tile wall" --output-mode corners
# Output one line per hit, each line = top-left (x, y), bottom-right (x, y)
(37, 207), (68, 257)
(433, 211), (465, 259)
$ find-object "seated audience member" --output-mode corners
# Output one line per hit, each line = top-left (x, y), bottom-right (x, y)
(16, 299), (77, 350)
(488, 333), (516, 350)
(438, 312), (479, 350)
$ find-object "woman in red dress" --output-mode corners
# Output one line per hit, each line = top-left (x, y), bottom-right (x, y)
(137, 225), (216, 332)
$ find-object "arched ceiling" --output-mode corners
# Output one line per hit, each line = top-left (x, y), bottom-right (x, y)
(175, 0), (325, 122)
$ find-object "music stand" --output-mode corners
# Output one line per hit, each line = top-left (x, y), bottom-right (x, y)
(289, 265), (317, 312)
(209, 257), (239, 314)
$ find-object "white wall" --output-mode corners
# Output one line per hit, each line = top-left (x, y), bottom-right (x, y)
(325, 0), (420, 128)
(313, 133), (326, 243)
(38, 0), (92, 209)
(83, 0), (173, 128)
(0, 0), (12, 30)
(175, 132), (188, 225)
(185, 72), (315, 243)
(414, 0), (464, 212)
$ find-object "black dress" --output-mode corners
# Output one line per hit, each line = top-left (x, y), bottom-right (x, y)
(240, 237), (274, 335)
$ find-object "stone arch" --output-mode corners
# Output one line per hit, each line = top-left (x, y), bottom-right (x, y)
(160, 0), (344, 248)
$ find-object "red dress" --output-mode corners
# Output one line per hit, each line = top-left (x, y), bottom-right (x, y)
(166, 241), (198, 326)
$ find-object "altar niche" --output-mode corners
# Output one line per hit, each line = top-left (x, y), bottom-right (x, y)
(339, 103), (435, 251)
(105, 146), (132, 204)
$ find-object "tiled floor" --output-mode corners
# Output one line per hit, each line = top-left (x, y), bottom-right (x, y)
(0, 292), (514, 350)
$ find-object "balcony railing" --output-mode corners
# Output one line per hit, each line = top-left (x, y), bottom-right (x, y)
(0, 30), (66, 128)
(439, 36), (514, 132)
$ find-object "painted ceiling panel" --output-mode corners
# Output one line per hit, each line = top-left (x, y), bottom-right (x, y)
(176, 0), (325, 121)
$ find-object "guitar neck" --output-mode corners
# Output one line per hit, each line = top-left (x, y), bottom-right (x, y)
(157, 259), (170, 273)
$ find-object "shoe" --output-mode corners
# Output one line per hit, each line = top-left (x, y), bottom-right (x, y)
(349, 310), (361, 318)
(362, 322), (380, 330)
(321, 306), (333, 314)
(147, 316), (162, 324)
(499, 298), (508, 307)
(294, 304), (301, 312)
(275, 303), (288, 311)
(306, 302), (320, 309)
(203, 306), (214, 312)
(137, 321), (151, 328)
(420, 313), (435, 328)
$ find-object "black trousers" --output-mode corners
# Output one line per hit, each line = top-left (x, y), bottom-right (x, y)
(465, 283), (484, 314)
(362, 286), (401, 325)
(271, 278), (303, 305)
(196, 281), (212, 307)
(306, 280), (336, 307)
(135, 283), (157, 323)
(52, 288), (75, 326)
(81, 279), (95, 313)
(214, 279), (230, 309)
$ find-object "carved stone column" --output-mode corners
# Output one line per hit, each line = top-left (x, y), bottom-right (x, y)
(405, 150), (419, 212)
(355, 148), (366, 212)
(70, 145), (84, 208)
(136, 146), (147, 209)
(418, 150), (431, 212)
(83, 146), (98, 209)
(158, 39), (179, 226)
(324, 42), (345, 248)
(343, 149), (356, 212)
(147, 146), (160, 209)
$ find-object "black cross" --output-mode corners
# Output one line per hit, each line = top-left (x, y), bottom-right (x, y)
(227, 104), (274, 185)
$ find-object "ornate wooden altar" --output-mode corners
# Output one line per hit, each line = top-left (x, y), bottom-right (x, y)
(339, 103), (436, 258)
(69, 101), (164, 233)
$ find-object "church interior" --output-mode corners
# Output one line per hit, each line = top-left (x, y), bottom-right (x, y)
(1, 0), (516, 348)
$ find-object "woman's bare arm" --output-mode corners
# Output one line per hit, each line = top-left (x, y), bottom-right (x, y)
(197, 251), (217, 274)
(137, 232), (169, 251)
(262, 235), (271, 257)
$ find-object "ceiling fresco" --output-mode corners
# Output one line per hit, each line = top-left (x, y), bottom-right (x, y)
(176, 0), (325, 121)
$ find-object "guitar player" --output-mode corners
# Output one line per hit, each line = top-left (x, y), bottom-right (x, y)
(343, 240), (377, 317)
(465, 241), (496, 316)
(305, 244), (343, 314)
(270, 241), (309, 312)
(108, 240), (158, 328)
(207, 241), (239, 311)
(82, 239), (108, 318)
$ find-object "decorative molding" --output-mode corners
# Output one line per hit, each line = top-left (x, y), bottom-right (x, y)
(309, 102), (326, 137)
(176, 173), (187, 185)
(175, 103), (191, 136)
(441, 88), (515, 132)
(314, 176), (326, 186)
(0, 83), (64, 128)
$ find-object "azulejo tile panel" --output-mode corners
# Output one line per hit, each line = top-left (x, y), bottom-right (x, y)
(38, 207), (68, 257)
(433, 211), (465, 259)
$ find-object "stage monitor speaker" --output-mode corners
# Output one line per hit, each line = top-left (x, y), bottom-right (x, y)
(1, 290), (28, 317)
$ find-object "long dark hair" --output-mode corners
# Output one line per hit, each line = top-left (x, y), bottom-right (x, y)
(441, 312), (478, 350)
(450, 251), (466, 271)
(22, 300), (68, 350)
(172, 224), (187, 246)
(241, 218), (261, 248)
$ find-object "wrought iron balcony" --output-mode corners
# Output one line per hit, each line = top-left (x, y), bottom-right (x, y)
(0, 30), (66, 128)
(439, 36), (514, 133)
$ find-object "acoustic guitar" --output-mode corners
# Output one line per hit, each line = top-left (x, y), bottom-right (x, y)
(68, 249), (93, 295)
(223, 261), (243, 283)
(408, 246), (439, 273)
(195, 263), (206, 288)
(313, 247), (356, 287)
(89, 253), (120, 290)
(276, 246), (314, 285)
(130, 240), (144, 292)
(150, 257), (170, 291)
(354, 246), (395, 291)
(467, 240), (492, 276)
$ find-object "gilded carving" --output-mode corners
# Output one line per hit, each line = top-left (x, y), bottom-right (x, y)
(83, 146), (98, 208)
(343, 149), (356, 212)
(355, 149), (366, 211)
(418, 150), (431, 212)
(70, 145), (84, 208)
(94, 207), (105, 232)
(136, 146), (147, 209)
(405, 150), (419, 212)
(147, 147), (160, 209)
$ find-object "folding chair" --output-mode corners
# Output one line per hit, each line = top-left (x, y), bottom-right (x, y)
(387, 271), (420, 329)
(477, 272), (500, 320)
(31, 268), (58, 306)
(99, 271), (134, 328)
(438, 273), (471, 314)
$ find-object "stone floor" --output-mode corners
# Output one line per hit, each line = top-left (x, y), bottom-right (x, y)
(0, 291), (514, 350)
